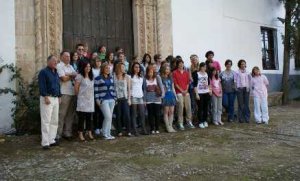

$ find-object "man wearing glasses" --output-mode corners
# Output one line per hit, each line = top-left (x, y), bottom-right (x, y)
(76, 43), (90, 72)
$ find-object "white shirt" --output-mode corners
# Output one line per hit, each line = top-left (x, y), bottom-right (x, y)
(92, 68), (100, 79)
(197, 72), (210, 94)
(131, 75), (144, 98)
(57, 62), (76, 95)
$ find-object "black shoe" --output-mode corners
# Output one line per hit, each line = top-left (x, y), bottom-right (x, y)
(42, 145), (50, 150)
(141, 131), (149, 135)
(50, 142), (59, 147)
(55, 138), (60, 144)
(62, 136), (73, 141)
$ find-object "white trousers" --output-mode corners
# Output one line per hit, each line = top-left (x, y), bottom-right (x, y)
(253, 97), (269, 123)
(40, 96), (59, 146)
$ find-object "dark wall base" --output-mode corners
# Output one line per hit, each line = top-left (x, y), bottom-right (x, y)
(265, 74), (300, 99)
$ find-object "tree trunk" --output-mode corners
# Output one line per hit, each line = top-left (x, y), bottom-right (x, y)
(281, 1), (293, 105)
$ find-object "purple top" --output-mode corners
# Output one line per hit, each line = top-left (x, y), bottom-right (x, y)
(235, 69), (251, 90)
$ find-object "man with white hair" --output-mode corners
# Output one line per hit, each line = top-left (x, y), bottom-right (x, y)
(38, 55), (61, 150)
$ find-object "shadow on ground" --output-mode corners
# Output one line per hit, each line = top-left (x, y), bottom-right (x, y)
(1, 101), (300, 180)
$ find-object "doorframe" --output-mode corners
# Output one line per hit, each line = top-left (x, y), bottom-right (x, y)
(32, 0), (173, 70)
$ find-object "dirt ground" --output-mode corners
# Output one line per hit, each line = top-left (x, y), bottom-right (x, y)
(0, 101), (300, 181)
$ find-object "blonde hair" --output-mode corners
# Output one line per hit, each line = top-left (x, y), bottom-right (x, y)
(251, 66), (261, 77)
(100, 62), (109, 76)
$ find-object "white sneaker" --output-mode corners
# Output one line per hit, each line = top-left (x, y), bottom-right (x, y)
(187, 121), (195, 129)
(178, 123), (185, 130)
(199, 123), (205, 129)
(213, 121), (219, 126)
(108, 136), (115, 140)
(204, 122), (208, 128)
(151, 130), (155, 134)
(104, 136), (115, 140)
(94, 129), (100, 135)
(155, 130), (160, 134)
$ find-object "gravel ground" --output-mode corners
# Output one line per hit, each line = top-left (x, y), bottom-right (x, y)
(0, 101), (300, 181)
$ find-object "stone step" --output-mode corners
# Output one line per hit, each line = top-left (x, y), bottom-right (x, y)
(233, 92), (283, 111)
(248, 91), (283, 108)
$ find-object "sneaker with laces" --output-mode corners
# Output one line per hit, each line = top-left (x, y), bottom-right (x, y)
(187, 121), (195, 129)
(213, 121), (219, 126)
(204, 122), (208, 128)
(199, 123), (205, 128)
(178, 123), (185, 130)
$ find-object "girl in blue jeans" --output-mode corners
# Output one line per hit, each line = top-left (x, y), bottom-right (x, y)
(220, 59), (236, 122)
(94, 63), (116, 140)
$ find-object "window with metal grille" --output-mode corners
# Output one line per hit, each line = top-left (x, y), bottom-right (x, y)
(261, 27), (278, 70)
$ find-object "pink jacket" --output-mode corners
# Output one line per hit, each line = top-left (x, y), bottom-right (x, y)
(251, 75), (269, 98)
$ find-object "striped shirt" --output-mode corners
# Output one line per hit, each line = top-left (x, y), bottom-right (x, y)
(94, 75), (116, 101)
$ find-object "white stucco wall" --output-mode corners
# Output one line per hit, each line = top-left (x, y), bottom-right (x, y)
(0, 0), (16, 133)
(172, 0), (299, 75)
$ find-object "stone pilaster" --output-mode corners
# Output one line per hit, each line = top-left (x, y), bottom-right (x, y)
(35, 0), (62, 69)
(133, 0), (173, 59)
(156, 0), (173, 58)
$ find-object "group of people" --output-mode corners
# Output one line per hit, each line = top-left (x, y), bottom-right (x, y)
(38, 43), (270, 149)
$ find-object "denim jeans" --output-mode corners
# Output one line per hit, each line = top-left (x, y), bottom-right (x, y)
(100, 99), (115, 137)
(115, 99), (131, 134)
(211, 95), (222, 122)
(222, 92), (236, 120)
(237, 87), (250, 122)
(131, 104), (147, 134)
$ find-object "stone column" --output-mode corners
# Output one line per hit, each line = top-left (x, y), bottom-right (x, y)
(156, 0), (173, 58)
(133, 0), (173, 59)
(35, 0), (63, 69)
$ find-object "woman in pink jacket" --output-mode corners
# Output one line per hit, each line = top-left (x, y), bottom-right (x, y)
(251, 66), (269, 124)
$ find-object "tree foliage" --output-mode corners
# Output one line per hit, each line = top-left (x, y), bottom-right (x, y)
(279, 0), (300, 104)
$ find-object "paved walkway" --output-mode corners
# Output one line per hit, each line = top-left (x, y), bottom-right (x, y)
(1, 102), (300, 180)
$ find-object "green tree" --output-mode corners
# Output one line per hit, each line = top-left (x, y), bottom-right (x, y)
(279, 0), (300, 104)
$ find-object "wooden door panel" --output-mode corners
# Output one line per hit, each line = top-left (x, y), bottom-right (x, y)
(63, 0), (133, 59)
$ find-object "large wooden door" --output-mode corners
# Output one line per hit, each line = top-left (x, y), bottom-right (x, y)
(63, 0), (134, 59)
